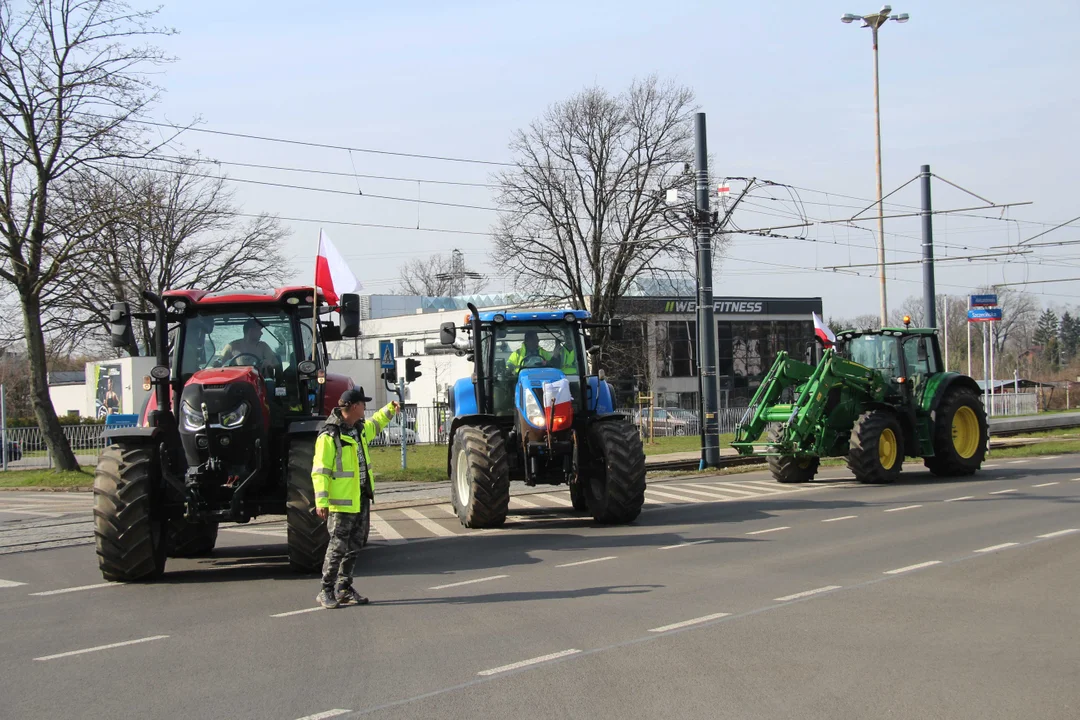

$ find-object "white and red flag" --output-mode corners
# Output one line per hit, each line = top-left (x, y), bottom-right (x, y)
(314, 229), (360, 305)
(812, 312), (836, 348)
(542, 377), (574, 432)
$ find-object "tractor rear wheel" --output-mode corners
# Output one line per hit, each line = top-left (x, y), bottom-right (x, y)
(286, 435), (328, 573)
(848, 410), (904, 483)
(582, 421), (646, 524)
(767, 425), (819, 483)
(450, 424), (510, 528)
(168, 517), (218, 558)
(925, 388), (988, 477)
(94, 444), (167, 582)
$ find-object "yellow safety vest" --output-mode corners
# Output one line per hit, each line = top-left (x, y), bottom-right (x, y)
(507, 345), (552, 372)
(553, 347), (577, 374)
(311, 404), (396, 513)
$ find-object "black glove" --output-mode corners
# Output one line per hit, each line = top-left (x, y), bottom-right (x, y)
(361, 478), (374, 502)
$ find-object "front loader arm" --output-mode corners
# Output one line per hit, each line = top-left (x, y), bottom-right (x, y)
(732, 351), (814, 451)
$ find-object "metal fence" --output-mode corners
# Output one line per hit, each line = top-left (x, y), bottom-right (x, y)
(1, 424), (111, 470)
(628, 407), (750, 439)
(988, 392), (1038, 417)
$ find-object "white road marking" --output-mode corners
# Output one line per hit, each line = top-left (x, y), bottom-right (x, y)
(685, 483), (757, 497)
(885, 505), (922, 512)
(0, 578), (28, 588)
(645, 488), (707, 503)
(271, 607), (323, 618)
(976, 543), (1019, 553)
(659, 540), (711, 550)
(477, 649), (580, 676)
(885, 561), (941, 575)
(34, 635), (168, 661)
(29, 582), (118, 597)
(509, 496), (541, 509)
(1073, 478), (1080, 482)
(400, 507), (456, 537)
(0, 507), (64, 518)
(1041, 456), (1060, 460)
(944, 496), (973, 502)
(982, 464), (1000, 468)
(556, 556), (616, 568)
(1038, 529), (1078, 539)
(746, 526), (790, 536)
(532, 493), (573, 508)
(368, 515), (407, 544)
(822, 515), (858, 523)
(294, 710), (351, 720)
(434, 504), (458, 517)
(649, 612), (731, 633)
(664, 485), (739, 501)
(774, 585), (842, 602)
(429, 574), (508, 591)
(990, 489), (1018, 495)
(1008, 460), (1029, 464)
(723, 481), (785, 494)
(221, 527), (287, 538)
(1033, 482), (1059, 487)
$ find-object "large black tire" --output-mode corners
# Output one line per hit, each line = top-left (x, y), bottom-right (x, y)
(94, 445), (167, 582)
(450, 424), (510, 528)
(767, 425), (819, 483)
(925, 388), (989, 477)
(168, 517), (219, 558)
(582, 421), (646, 524)
(847, 409), (904, 484)
(286, 435), (328, 573)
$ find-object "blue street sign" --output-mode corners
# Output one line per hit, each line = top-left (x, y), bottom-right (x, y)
(379, 341), (395, 369)
(968, 307), (1002, 322)
(970, 294), (998, 307)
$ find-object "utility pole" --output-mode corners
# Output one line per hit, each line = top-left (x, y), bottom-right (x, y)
(920, 165), (936, 328)
(694, 113), (721, 468)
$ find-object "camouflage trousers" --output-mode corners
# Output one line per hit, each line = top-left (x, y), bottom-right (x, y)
(321, 507), (367, 593)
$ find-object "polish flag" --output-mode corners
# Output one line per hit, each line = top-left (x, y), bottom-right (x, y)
(542, 378), (574, 432)
(315, 229), (360, 305)
(813, 312), (836, 348)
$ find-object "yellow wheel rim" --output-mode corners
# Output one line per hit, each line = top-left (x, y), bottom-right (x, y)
(879, 428), (898, 469)
(952, 406), (980, 459)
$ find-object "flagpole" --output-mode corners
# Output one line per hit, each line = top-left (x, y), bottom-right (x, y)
(313, 231), (320, 363)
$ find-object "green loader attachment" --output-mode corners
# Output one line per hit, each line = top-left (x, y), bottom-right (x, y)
(732, 326), (989, 485)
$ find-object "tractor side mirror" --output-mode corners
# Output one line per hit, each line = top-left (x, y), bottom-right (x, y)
(339, 293), (360, 338)
(440, 322), (456, 345)
(583, 334), (593, 350)
(320, 322), (342, 343)
(109, 302), (134, 350)
(608, 319), (624, 342)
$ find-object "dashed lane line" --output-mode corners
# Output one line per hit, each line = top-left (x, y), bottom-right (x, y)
(1007, 460), (1029, 465)
(649, 612), (731, 633)
(477, 649), (581, 676)
(429, 574), (508, 591)
(884, 505), (922, 513)
(400, 507), (456, 537)
(0, 578), (27, 588)
(1038, 529), (1078, 539)
(774, 585), (842, 602)
(271, 607), (323, 618)
(746, 526), (790, 536)
(658, 540), (711, 550)
(294, 710), (351, 720)
(975, 543), (1019, 553)
(556, 556), (616, 568)
(884, 561), (941, 575)
(34, 635), (168, 662)
(29, 582), (117, 597)
(990, 489), (1019, 495)
(822, 515), (858, 523)
(1033, 482), (1059, 487)
(944, 496), (974, 502)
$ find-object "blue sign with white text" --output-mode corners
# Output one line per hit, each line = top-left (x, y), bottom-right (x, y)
(970, 294), (998, 307)
(968, 308), (1002, 322)
(379, 341), (395, 369)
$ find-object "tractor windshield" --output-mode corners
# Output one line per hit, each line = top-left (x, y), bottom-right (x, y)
(841, 334), (902, 384)
(178, 309), (311, 409)
(485, 322), (585, 416)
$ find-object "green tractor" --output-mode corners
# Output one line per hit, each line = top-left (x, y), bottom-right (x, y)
(731, 324), (989, 484)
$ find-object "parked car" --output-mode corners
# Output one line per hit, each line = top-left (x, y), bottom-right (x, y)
(633, 407), (691, 437)
(4, 440), (22, 462)
(373, 419), (418, 446)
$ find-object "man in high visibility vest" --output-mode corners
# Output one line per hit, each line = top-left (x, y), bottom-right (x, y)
(507, 330), (551, 374)
(312, 387), (399, 609)
(550, 340), (578, 376)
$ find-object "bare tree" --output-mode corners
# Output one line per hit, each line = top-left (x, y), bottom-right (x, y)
(47, 160), (290, 355)
(397, 250), (485, 297)
(0, 0), (177, 470)
(492, 77), (698, 352)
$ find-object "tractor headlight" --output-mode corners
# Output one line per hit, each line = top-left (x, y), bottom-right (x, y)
(523, 388), (546, 428)
(220, 402), (249, 429)
(181, 402), (205, 431)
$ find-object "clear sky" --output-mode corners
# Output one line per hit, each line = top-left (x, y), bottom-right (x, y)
(148, 0), (1080, 317)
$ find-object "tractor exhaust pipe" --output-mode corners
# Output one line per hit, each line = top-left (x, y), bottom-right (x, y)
(142, 291), (171, 416)
(467, 303), (487, 414)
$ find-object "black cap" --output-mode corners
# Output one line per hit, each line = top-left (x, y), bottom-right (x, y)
(339, 387), (372, 406)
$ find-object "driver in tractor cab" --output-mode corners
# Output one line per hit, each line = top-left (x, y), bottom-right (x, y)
(220, 319), (282, 375)
(507, 330), (551, 374)
(550, 339), (577, 376)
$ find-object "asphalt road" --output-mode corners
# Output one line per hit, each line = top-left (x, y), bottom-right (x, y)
(1, 455), (1078, 720)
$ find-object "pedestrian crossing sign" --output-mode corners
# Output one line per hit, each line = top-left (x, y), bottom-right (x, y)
(379, 341), (395, 369)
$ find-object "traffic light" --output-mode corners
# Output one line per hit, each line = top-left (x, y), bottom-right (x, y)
(381, 367), (397, 384)
(405, 358), (422, 383)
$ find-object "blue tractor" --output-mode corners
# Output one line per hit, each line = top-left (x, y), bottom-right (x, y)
(440, 304), (646, 527)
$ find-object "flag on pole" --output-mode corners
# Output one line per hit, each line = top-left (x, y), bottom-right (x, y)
(315, 229), (360, 305)
(717, 184), (730, 195)
(542, 377), (574, 432)
(812, 312), (836, 348)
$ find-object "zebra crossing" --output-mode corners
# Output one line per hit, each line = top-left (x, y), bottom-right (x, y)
(0, 494), (93, 518)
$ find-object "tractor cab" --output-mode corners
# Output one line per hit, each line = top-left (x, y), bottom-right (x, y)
(484, 316), (589, 417)
(835, 325), (942, 406)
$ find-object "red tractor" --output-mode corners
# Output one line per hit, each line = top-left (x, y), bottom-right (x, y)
(95, 287), (362, 581)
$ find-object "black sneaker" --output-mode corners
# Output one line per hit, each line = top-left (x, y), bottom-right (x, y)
(316, 589), (340, 609)
(336, 586), (370, 606)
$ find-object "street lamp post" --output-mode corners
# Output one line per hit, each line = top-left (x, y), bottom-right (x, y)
(842, 6), (909, 327)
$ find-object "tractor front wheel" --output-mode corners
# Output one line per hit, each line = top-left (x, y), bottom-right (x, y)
(925, 388), (988, 477)
(286, 435), (328, 573)
(450, 424), (510, 528)
(848, 410), (904, 484)
(94, 444), (167, 582)
(767, 425), (819, 483)
(582, 422), (646, 524)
